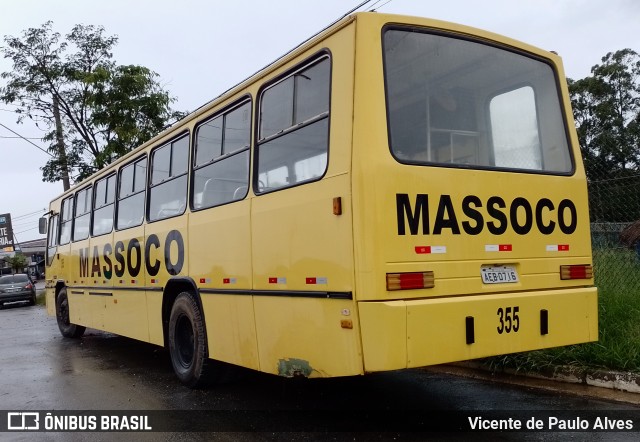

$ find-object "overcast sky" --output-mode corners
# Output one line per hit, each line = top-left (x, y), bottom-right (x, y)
(1, 0), (639, 242)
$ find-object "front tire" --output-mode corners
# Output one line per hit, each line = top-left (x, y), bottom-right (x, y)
(56, 287), (85, 338)
(168, 292), (211, 388)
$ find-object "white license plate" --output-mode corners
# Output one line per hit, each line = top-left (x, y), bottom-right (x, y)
(481, 265), (519, 284)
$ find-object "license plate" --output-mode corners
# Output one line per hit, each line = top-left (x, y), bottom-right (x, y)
(481, 265), (519, 284)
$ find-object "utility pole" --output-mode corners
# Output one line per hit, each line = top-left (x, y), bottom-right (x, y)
(53, 96), (71, 191)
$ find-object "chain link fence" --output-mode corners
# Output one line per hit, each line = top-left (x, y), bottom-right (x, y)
(588, 173), (640, 295)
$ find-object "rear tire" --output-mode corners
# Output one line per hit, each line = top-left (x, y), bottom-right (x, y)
(168, 292), (211, 388)
(56, 287), (85, 338)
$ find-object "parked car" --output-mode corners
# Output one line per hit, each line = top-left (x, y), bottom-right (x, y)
(0, 274), (36, 308)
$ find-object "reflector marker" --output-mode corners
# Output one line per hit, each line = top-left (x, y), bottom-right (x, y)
(150, 278), (160, 284)
(199, 278), (212, 284)
(223, 278), (237, 284)
(415, 246), (447, 254)
(546, 244), (570, 252)
(269, 277), (286, 284)
(306, 277), (328, 285)
(485, 244), (513, 252)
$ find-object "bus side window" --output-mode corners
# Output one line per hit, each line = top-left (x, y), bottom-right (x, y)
(149, 135), (189, 222)
(256, 56), (331, 193)
(192, 100), (251, 210)
(92, 174), (116, 236)
(117, 157), (147, 230)
(58, 197), (73, 245)
(46, 214), (59, 266)
(72, 186), (92, 241)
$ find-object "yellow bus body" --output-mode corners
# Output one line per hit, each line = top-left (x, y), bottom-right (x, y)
(44, 12), (597, 383)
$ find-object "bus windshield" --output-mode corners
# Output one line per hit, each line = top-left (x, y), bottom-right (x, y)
(383, 27), (573, 174)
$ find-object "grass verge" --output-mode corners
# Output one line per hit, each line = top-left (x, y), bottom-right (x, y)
(36, 289), (46, 306)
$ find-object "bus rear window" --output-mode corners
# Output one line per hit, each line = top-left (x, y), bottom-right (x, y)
(383, 28), (572, 174)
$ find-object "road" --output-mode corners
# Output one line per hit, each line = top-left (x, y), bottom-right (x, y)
(1, 299), (639, 441)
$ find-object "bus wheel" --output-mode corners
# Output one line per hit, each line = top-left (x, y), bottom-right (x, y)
(55, 287), (86, 338)
(168, 292), (210, 388)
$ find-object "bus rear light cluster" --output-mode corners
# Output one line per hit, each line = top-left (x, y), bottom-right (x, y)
(386, 271), (435, 291)
(560, 265), (593, 280)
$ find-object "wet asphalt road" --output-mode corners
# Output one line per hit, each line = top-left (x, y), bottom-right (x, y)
(1, 299), (639, 441)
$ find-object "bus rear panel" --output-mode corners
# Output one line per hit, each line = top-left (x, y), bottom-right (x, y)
(352, 14), (597, 372)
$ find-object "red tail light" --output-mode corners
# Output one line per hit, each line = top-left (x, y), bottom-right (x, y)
(560, 265), (593, 280)
(386, 271), (435, 291)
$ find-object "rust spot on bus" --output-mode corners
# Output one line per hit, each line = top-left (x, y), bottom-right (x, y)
(277, 358), (315, 378)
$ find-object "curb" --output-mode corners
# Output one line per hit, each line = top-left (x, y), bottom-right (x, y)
(454, 362), (640, 394)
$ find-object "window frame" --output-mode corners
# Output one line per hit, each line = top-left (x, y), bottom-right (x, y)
(91, 172), (117, 237)
(58, 196), (74, 246)
(115, 154), (148, 231)
(46, 213), (59, 266)
(147, 132), (190, 223)
(191, 97), (252, 212)
(72, 185), (93, 242)
(254, 52), (332, 195)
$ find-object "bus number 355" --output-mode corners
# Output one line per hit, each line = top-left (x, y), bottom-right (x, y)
(497, 306), (520, 334)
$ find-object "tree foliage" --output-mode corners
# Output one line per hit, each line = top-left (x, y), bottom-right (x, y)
(4, 253), (28, 273)
(569, 49), (640, 223)
(0, 22), (186, 185)
(569, 49), (640, 181)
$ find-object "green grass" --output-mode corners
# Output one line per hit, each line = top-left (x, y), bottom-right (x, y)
(487, 247), (640, 374)
(36, 289), (46, 306)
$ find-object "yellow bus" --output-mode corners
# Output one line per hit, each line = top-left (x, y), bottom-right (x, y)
(41, 12), (598, 387)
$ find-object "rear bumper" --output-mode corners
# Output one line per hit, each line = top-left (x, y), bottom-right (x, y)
(358, 287), (598, 372)
(0, 291), (35, 303)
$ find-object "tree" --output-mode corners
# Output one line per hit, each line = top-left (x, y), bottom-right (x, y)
(4, 253), (28, 274)
(0, 22), (186, 188)
(569, 49), (640, 223)
(569, 49), (640, 181)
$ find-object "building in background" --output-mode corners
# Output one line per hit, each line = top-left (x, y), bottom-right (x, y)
(0, 238), (45, 278)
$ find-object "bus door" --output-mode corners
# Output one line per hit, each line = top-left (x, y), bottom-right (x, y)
(145, 135), (190, 346)
(111, 156), (149, 341)
(188, 100), (259, 370)
(251, 47), (360, 377)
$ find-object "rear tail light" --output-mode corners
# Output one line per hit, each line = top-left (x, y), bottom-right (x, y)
(386, 271), (435, 291)
(560, 265), (593, 280)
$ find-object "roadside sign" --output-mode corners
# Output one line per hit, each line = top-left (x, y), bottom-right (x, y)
(0, 213), (14, 252)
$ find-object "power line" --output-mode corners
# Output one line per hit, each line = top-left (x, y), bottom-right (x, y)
(15, 226), (39, 235)
(11, 209), (47, 221)
(0, 122), (53, 157)
(369, 0), (393, 11)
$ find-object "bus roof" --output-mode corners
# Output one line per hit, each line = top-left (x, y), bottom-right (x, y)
(49, 11), (560, 202)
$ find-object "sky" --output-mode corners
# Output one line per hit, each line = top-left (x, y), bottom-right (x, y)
(0, 0), (639, 242)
